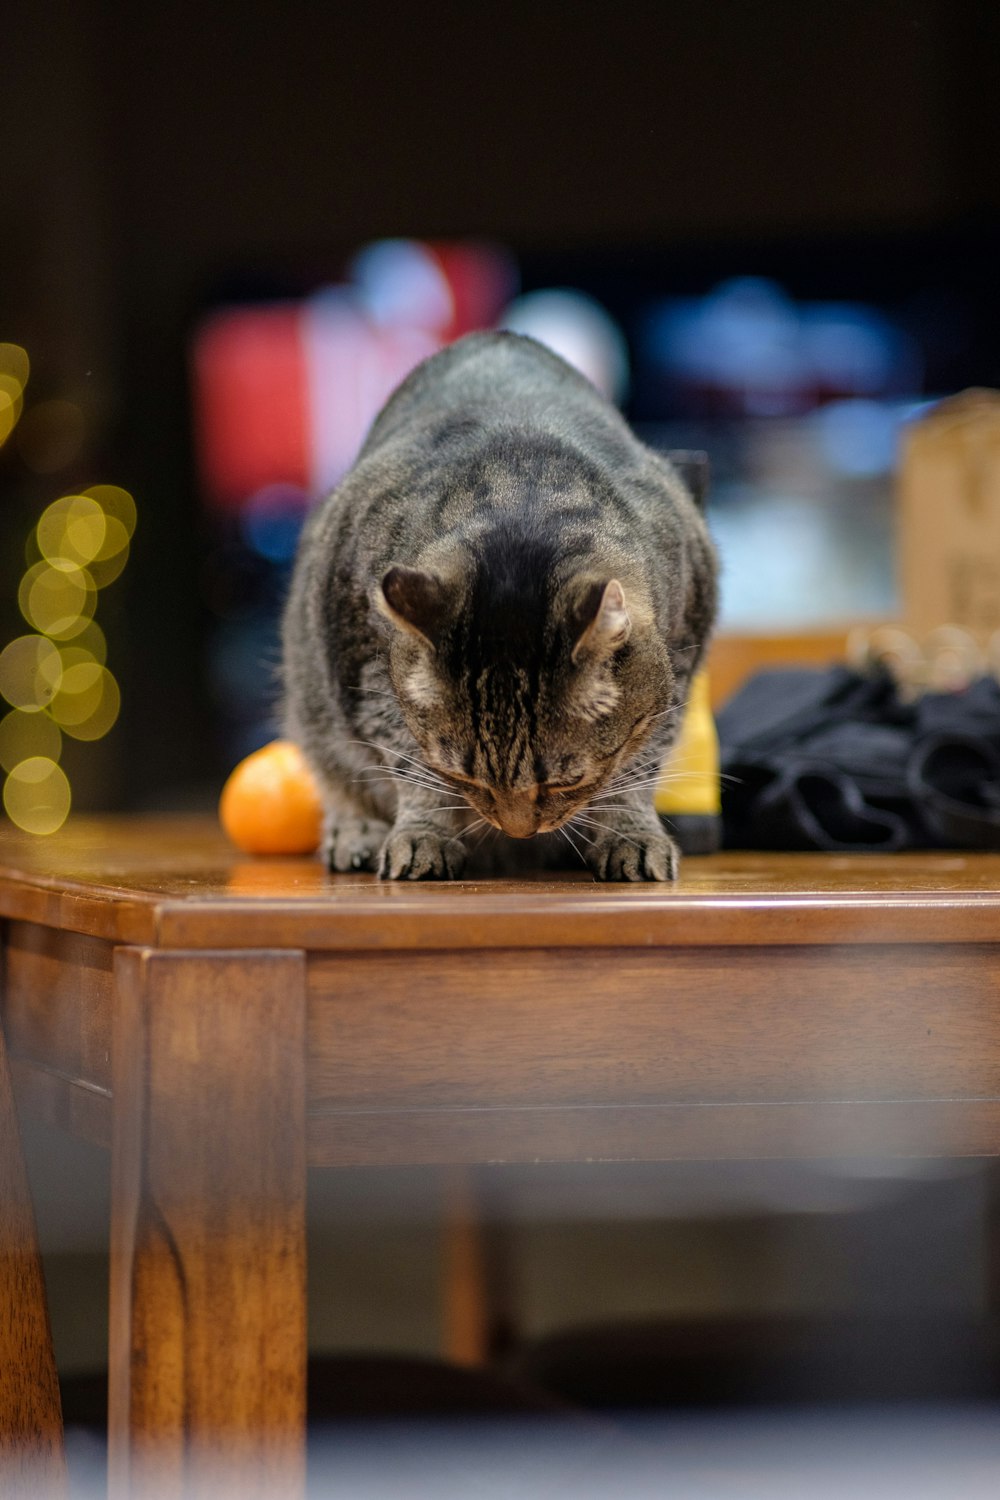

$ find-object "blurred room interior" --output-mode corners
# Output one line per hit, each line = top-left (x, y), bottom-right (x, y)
(4, 0), (1000, 1490)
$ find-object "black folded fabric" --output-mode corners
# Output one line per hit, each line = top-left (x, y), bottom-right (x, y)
(716, 666), (1000, 851)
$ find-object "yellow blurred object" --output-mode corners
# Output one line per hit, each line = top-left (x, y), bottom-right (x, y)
(654, 669), (722, 851)
(219, 739), (323, 855)
(3, 756), (71, 835)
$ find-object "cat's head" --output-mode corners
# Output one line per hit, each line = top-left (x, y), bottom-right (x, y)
(374, 545), (673, 838)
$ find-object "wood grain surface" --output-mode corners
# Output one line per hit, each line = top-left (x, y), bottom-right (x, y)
(108, 949), (307, 1500)
(3, 818), (1000, 948)
(0, 1019), (66, 1497)
(305, 941), (1000, 1165)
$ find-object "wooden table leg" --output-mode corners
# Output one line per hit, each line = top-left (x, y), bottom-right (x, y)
(0, 1016), (66, 1497)
(441, 1167), (518, 1367)
(109, 950), (307, 1499)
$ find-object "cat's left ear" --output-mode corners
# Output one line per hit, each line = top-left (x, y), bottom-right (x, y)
(376, 565), (450, 649)
(571, 578), (631, 663)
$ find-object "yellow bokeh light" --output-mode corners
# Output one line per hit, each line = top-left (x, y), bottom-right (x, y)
(0, 346), (30, 445)
(88, 517), (130, 588)
(59, 643), (98, 671)
(0, 710), (62, 774)
(0, 374), (23, 446)
(68, 619), (107, 666)
(84, 484), (137, 540)
(19, 560), (96, 640)
(0, 635), (63, 712)
(58, 667), (120, 741)
(49, 659), (104, 726)
(37, 494), (107, 568)
(3, 757), (71, 835)
(0, 343), (30, 388)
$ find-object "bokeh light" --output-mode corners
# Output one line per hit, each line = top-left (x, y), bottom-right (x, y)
(19, 560), (97, 639)
(3, 757), (71, 835)
(0, 420), (135, 832)
(49, 658), (104, 724)
(0, 710), (62, 774)
(65, 619), (107, 665)
(0, 635), (63, 713)
(84, 483), (138, 539)
(241, 483), (308, 563)
(50, 661), (120, 740)
(0, 343), (29, 446)
(0, 342), (30, 388)
(86, 516), (131, 587)
(501, 289), (630, 404)
(37, 494), (107, 567)
(0, 375), (23, 446)
(350, 239), (455, 333)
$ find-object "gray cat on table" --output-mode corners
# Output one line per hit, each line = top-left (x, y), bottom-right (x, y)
(281, 331), (717, 881)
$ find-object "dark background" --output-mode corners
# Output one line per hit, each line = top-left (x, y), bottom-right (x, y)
(3, 0), (999, 809)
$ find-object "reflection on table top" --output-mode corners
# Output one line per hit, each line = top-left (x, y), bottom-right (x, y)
(1, 815), (999, 949)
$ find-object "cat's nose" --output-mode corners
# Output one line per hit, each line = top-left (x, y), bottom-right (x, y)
(495, 798), (539, 839)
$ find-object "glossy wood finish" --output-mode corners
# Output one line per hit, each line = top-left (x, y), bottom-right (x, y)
(4, 922), (112, 1146)
(4, 817), (1000, 948)
(0, 1020), (66, 1497)
(108, 948), (307, 1500)
(4, 816), (1000, 1493)
(304, 940), (1000, 1166)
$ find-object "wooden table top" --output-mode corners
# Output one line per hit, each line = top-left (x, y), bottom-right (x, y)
(2, 816), (1000, 950)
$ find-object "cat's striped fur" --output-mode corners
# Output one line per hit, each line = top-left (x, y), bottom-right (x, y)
(281, 332), (717, 880)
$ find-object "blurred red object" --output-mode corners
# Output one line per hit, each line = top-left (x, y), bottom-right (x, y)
(192, 305), (309, 510)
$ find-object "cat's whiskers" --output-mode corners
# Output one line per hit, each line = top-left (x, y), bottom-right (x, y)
(358, 774), (455, 798)
(572, 814), (646, 852)
(464, 816), (493, 851)
(356, 769), (462, 796)
(361, 794), (471, 815)
(557, 824), (588, 869)
(347, 738), (452, 785)
(354, 770), (471, 809)
(647, 702), (687, 723)
(600, 766), (665, 798)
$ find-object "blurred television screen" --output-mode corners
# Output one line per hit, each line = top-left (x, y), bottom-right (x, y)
(189, 233), (998, 761)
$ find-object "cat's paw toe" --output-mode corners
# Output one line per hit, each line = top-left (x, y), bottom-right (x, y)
(324, 818), (391, 873)
(592, 829), (678, 882)
(379, 827), (466, 880)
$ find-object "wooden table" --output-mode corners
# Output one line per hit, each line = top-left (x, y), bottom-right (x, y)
(4, 817), (1000, 1496)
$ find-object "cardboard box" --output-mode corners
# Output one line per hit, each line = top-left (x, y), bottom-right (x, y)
(898, 389), (1000, 642)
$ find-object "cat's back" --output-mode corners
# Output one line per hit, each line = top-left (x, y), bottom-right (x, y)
(358, 330), (625, 460)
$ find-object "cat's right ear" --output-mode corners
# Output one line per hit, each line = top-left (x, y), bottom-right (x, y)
(376, 565), (449, 649)
(571, 578), (631, 663)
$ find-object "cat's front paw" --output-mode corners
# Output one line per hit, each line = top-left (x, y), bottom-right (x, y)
(324, 817), (391, 873)
(588, 825), (679, 882)
(379, 825), (467, 880)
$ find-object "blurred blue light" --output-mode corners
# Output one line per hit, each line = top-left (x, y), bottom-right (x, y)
(241, 483), (309, 563)
(349, 240), (454, 333)
(802, 303), (922, 395)
(643, 277), (921, 415)
(814, 398), (902, 477)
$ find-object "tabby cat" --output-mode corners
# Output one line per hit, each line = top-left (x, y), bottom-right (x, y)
(281, 331), (717, 880)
